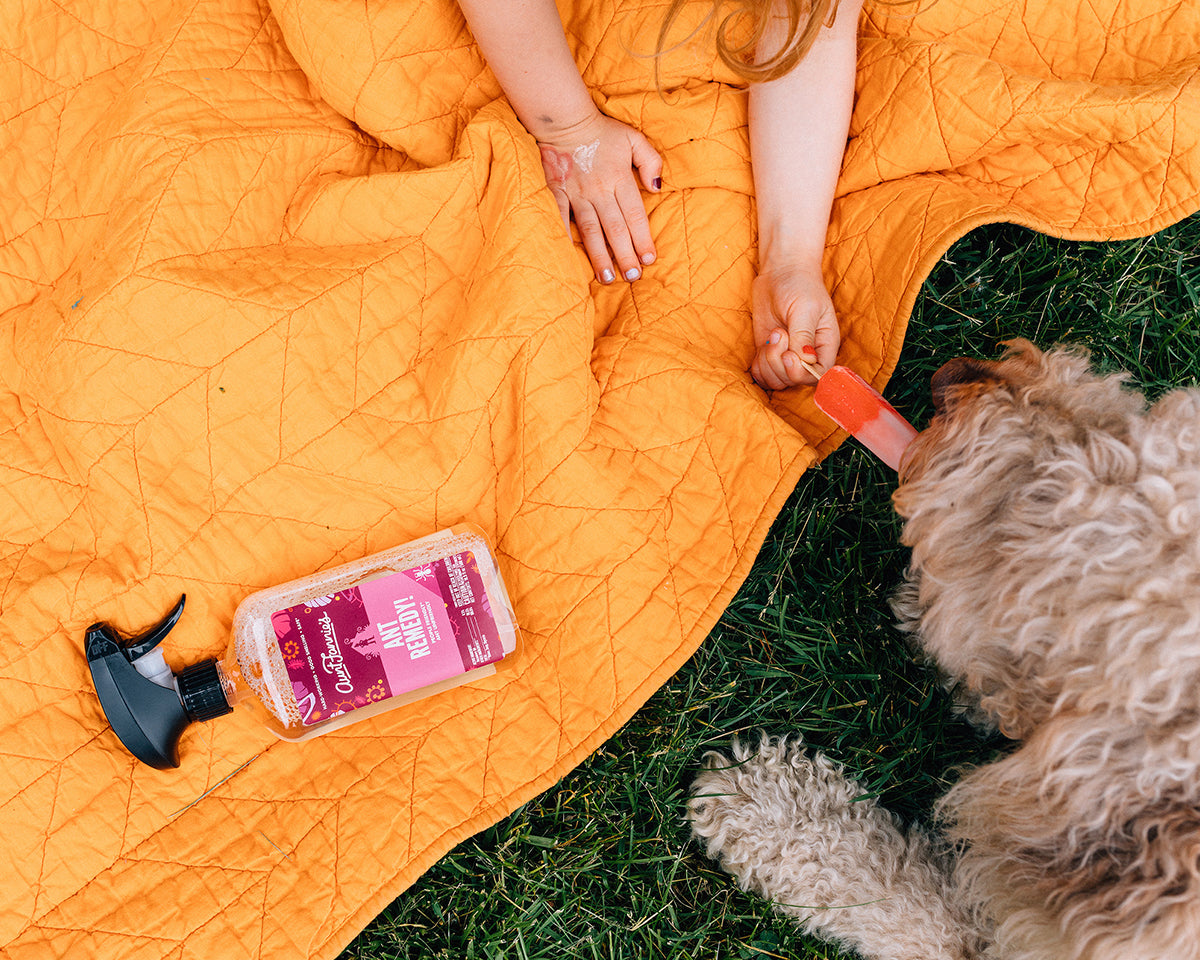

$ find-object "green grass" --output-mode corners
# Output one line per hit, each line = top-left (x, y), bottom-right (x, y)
(341, 212), (1200, 960)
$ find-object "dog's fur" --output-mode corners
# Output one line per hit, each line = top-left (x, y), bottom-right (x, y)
(690, 341), (1200, 960)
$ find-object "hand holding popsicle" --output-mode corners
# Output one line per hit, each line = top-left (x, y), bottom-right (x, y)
(750, 266), (841, 389)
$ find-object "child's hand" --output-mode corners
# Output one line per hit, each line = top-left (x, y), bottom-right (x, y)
(750, 261), (841, 391)
(536, 112), (663, 284)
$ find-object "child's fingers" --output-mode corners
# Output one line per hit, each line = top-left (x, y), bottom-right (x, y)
(573, 202), (617, 283)
(813, 315), (841, 371)
(754, 329), (822, 389)
(788, 342), (823, 382)
(781, 299), (835, 379)
(782, 348), (820, 384)
(749, 292), (788, 388)
(630, 131), (664, 194)
(752, 351), (790, 391)
(614, 179), (655, 274)
(591, 195), (642, 282)
(751, 330), (792, 390)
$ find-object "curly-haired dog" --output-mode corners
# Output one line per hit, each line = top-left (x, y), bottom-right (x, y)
(690, 340), (1200, 960)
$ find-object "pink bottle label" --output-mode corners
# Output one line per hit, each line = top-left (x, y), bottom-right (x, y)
(271, 550), (504, 726)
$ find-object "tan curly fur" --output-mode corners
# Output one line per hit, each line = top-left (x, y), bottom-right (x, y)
(690, 341), (1200, 960)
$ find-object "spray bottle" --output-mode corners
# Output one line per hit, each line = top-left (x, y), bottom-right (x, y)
(86, 525), (520, 769)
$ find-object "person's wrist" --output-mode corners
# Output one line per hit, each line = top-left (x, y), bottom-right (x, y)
(757, 222), (825, 275)
(527, 103), (604, 145)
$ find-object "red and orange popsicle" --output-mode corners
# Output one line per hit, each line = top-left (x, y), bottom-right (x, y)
(812, 364), (918, 471)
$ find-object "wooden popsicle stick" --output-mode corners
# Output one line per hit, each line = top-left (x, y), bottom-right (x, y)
(797, 356), (826, 380)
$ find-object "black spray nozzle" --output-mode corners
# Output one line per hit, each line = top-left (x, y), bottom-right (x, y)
(121, 593), (186, 660)
(86, 595), (231, 770)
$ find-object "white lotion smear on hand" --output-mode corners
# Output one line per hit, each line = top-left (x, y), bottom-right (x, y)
(571, 138), (600, 173)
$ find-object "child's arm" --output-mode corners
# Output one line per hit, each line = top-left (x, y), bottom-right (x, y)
(457, 0), (663, 283)
(748, 0), (864, 390)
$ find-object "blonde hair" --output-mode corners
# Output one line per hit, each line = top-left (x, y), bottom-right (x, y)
(657, 0), (841, 84)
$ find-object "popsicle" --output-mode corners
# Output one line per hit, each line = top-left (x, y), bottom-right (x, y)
(812, 365), (918, 471)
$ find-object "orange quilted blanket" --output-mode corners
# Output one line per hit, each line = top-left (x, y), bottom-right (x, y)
(2, 0), (1197, 956)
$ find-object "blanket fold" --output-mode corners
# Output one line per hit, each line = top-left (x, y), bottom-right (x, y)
(2, 0), (1196, 956)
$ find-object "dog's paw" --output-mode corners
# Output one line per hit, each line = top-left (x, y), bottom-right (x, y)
(687, 734), (978, 960)
(688, 735), (872, 895)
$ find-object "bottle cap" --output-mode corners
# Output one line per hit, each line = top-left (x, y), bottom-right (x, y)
(177, 659), (234, 723)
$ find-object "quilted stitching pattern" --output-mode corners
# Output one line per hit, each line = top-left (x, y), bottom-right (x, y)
(1, 0), (1196, 956)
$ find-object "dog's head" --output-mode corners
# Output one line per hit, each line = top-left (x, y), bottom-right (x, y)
(892, 339), (1175, 733)
(900, 338), (1145, 496)
(893, 340), (1200, 959)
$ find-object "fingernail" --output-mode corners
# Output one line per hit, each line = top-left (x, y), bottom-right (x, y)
(767, 332), (780, 346)
(783, 354), (794, 369)
(624, 267), (641, 281)
(641, 252), (656, 265)
(652, 177), (662, 191)
(600, 268), (615, 283)
(801, 344), (817, 357)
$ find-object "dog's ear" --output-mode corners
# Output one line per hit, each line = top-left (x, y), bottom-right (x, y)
(939, 723), (1200, 960)
(929, 357), (1005, 414)
(928, 340), (1047, 413)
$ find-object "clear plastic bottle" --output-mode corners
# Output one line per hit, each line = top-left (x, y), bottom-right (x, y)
(86, 524), (520, 768)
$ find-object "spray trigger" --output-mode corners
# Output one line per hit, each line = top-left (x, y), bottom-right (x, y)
(86, 594), (230, 770)
(120, 594), (187, 661)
